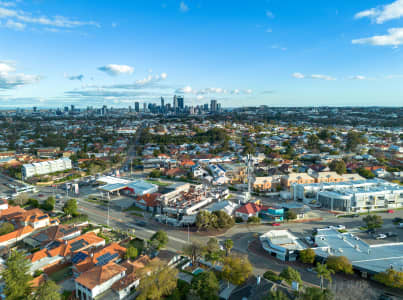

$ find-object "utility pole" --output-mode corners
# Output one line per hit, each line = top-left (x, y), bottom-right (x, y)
(107, 192), (110, 227)
(187, 224), (190, 243)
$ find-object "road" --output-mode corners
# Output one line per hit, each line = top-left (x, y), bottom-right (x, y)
(55, 195), (403, 297)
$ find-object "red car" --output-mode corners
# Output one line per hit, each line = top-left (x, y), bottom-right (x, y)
(388, 210), (395, 214)
(272, 223), (281, 226)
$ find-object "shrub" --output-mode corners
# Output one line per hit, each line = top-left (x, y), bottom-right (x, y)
(263, 270), (282, 282)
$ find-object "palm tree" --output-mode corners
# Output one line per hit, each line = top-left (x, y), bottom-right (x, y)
(224, 239), (234, 256)
(315, 262), (334, 290)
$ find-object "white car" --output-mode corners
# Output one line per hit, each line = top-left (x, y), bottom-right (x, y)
(376, 234), (387, 240)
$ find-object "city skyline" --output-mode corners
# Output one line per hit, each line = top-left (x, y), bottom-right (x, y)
(1, 0), (403, 108)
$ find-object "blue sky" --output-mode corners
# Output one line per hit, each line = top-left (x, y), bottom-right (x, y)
(1, 0), (403, 108)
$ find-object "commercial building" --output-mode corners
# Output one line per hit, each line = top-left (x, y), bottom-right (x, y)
(22, 158), (72, 179)
(260, 230), (306, 261)
(314, 228), (403, 275)
(293, 179), (403, 212)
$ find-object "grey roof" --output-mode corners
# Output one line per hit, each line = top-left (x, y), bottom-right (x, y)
(314, 229), (403, 274)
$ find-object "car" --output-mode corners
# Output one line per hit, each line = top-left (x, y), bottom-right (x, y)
(392, 217), (403, 223)
(136, 221), (147, 227)
(335, 225), (346, 230)
(366, 229), (376, 234)
(376, 234), (387, 240)
(352, 214), (360, 218)
(38, 194), (44, 197)
(272, 223), (281, 226)
(306, 268), (317, 273)
(388, 210), (395, 214)
(386, 232), (397, 237)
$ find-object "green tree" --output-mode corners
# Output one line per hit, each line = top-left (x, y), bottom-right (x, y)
(137, 260), (178, 300)
(315, 263), (334, 290)
(329, 160), (346, 175)
(63, 198), (78, 217)
(285, 210), (297, 221)
(14, 193), (29, 206)
(299, 248), (316, 264)
(0, 222), (14, 235)
(125, 246), (138, 260)
(373, 268), (403, 289)
(247, 216), (261, 224)
(363, 214), (383, 230)
(223, 239), (234, 256)
(191, 271), (220, 300)
(346, 131), (366, 152)
(268, 290), (290, 300)
(326, 256), (353, 274)
(222, 255), (252, 286)
(357, 168), (375, 179)
(307, 134), (320, 150)
(204, 238), (223, 265)
(31, 279), (61, 300)
(195, 210), (212, 231)
(42, 196), (55, 211)
(1, 250), (33, 299)
(150, 230), (169, 250)
(183, 241), (204, 266)
(280, 267), (302, 285)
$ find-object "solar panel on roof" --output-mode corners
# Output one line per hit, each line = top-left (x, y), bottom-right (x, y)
(70, 239), (88, 252)
(95, 252), (119, 266)
(72, 252), (88, 264)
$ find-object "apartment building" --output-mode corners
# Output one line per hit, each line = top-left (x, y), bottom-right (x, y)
(22, 158), (72, 178)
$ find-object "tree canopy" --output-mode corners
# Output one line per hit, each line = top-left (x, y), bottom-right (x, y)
(363, 215), (383, 230)
(326, 256), (353, 274)
(299, 248), (316, 264)
(280, 267), (302, 285)
(150, 230), (169, 250)
(191, 271), (220, 300)
(31, 279), (61, 300)
(1, 250), (33, 300)
(222, 255), (252, 286)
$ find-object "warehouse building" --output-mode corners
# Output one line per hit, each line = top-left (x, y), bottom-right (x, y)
(314, 228), (403, 275)
(22, 158), (72, 179)
(293, 179), (403, 212)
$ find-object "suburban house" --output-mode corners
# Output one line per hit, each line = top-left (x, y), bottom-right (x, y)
(24, 224), (82, 248)
(235, 203), (265, 221)
(311, 171), (345, 183)
(281, 173), (315, 188)
(75, 262), (127, 300)
(29, 232), (105, 273)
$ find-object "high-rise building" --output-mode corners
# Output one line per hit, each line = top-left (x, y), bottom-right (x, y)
(64, 106), (69, 113)
(143, 102), (147, 112)
(210, 99), (217, 112)
(33, 106), (37, 112)
(160, 97), (165, 108)
(71, 104), (75, 112)
(135, 102), (140, 112)
(173, 95), (178, 111)
(177, 96), (184, 111)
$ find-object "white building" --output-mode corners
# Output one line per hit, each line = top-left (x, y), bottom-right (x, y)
(22, 158), (72, 179)
(260, 230), (306, 261)
(293, 179), (403, 212)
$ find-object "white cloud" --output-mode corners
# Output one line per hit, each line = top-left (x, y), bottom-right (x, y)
(311, 74), (336, 80)
(0, 61), (15, 73)
(101, 73), (168, 89)
(355, 0), (403, 24)
(98, 64), (134, 76)
(0, 1), (17, 7)
(5, 19), (24, 30)
(176, 86), (193, 94)
(349, 75), (366, 80)
(266, 28), (272, 33)
(179, 1), (189, 12)
(0, 5), (100, 30)
(0, 61), (41, 89)
(352, 28), (403, 46)
(266, 10), (274, 18)
(271, 45), (287, 51)
(293, 72), (336, 80)
(292, 72), (305, 79)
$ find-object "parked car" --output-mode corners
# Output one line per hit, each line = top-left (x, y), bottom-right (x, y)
(136, 221), (147, 227)
(385, 232), (397, 237)
(272, 223), (281, 226)
(352, 214), (360, 218)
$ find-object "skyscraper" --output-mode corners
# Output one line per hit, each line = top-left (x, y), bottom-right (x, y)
(143, 102), (147, 112)
(135, 102), (140, 112)
(177, 96), (184, 111)
(210, 99), (217, 112)
(161, 97), (164, 108)
(173, 95), (178, 111)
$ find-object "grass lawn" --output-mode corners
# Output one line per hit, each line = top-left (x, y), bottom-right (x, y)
(49, 267), (72, 283)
